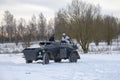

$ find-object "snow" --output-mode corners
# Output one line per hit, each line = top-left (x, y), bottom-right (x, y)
(0, 43), (24, 53)
(0, 53), (120, 80)
(0, 41), (120, 80)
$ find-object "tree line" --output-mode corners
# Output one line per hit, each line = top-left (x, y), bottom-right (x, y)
(0, 0), (120, 53)
(0, 11), (54, 47)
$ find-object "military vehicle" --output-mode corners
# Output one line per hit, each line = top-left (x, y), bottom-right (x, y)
(23, 41), (80, 64)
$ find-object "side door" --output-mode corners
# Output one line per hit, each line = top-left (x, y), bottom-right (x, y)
(60, 43), (68, 58)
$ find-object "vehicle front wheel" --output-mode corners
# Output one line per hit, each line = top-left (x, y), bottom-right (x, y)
(43, 53), (49, 64)
(69, 53), (77, 62)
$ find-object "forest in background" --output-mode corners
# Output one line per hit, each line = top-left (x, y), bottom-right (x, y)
(0, 0), (120, 53)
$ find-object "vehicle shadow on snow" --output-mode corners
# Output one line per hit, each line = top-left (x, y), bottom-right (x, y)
(32, 60), (81, 65)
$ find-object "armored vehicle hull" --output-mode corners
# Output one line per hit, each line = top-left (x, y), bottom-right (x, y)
(23, 41), (80, 64)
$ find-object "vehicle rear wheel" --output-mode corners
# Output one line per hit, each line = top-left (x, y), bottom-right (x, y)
(54, 59), (61, 62)
(43, 53), (49, 64)
(69, 53), (77, 62)
(26, 60), (33, 63)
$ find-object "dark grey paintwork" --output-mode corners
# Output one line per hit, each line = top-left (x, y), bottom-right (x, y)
(23, 41), (80, 62)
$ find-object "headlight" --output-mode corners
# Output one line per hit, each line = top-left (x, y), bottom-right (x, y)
(39, 52), (41, 55)
(42, 50), (45, 52)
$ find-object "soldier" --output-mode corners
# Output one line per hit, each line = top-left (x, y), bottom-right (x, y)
(61, 33), (70, 43)
(49, 34), (55, 41)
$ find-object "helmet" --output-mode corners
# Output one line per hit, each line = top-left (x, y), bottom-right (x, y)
(62, 33), (66, 36)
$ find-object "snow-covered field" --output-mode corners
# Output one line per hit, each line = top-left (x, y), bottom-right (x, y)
(0, 42), (120, 80)
(0, 52), (120, 80)
(0, 43), (23, 53)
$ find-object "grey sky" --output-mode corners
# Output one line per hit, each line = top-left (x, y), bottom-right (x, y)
(0, 0), (120, 23)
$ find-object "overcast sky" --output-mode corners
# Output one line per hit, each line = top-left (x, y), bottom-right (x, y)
(0, 0), (120, 23)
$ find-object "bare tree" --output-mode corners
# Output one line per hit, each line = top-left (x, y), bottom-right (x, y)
(0, 22), (5, 43)
(38, 13), (46, 40)
(103, 15), (118, 45)
(46, 19), (54, 39)
(13, 19), (19, 45)
(17, 18), (26, 42)
(92, 14), (103, 46)
(29, 15), (37, 41)
(55, 0), (100, 53)
(3, 11), (15, 42)
(54, 9), (68, 39)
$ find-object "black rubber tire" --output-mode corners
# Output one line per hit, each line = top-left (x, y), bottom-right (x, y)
(69, 53), (77, 62)
(26, 60), (33, 63)
(54, 59), (61, 62)
(43, 53), (49, 64)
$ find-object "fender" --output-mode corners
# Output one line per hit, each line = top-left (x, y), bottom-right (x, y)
(70, 50), (80, 59)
